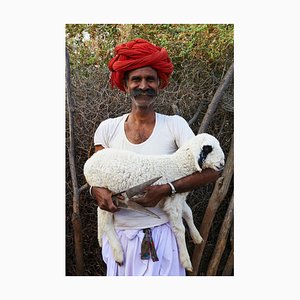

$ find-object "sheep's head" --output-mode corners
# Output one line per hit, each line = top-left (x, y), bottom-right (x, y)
(181, 133), (225, 172)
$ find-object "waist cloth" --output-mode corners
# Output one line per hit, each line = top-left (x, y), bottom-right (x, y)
(101, 207), (186, 276)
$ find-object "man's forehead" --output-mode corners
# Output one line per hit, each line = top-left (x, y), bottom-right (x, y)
(128, 66), (158, 78)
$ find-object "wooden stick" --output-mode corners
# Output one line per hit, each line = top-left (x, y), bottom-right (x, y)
(198, 62), (234, 134)
(188, 137), (234, 275)
(222, 221), (234, 275)
(222, 247), (234, 276)
(79, 183), (89, 194)
(66, 48), (85, 275)
(206, 193), (234, 275)
(188, 100), (205, 126)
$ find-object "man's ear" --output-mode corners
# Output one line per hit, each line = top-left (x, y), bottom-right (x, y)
(157, 78), (161, 89)
(123, 80), (128, 92)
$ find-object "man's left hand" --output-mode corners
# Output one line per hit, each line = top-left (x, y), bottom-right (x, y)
(134, 184), (170, 207)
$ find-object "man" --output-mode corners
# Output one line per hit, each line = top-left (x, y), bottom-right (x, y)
(90, 38), (220, 276)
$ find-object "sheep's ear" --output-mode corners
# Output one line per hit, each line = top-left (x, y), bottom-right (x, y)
(198, 145), (213, 169)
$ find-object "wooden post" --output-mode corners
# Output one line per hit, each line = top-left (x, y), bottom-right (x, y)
(189, 137), (234, 276)
(222, 221), (234, 275)
(222, 248), (234, 276)
(66, 48), (85, 275)
(206, 193), (234, 275)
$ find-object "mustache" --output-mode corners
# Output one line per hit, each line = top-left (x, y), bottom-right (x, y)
(130, 88), (157, 97)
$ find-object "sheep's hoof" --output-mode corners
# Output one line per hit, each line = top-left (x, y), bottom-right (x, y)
(186, 266), (193, 272)
(181, 257), (193, 272)
(194, 235), (203, 244)
(113, 250), (124, 265)
(190, 231), (203, 244)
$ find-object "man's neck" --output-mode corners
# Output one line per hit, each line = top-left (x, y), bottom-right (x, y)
(129, 107), (156, 125)
(124, 108), (156, 144)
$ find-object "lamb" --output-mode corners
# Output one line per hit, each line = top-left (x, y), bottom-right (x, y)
(83, 133), (225, 271)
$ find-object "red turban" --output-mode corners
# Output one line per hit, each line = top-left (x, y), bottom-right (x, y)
(108, 38), (174, 92)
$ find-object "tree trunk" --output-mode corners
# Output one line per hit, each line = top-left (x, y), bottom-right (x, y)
(66, 48), (85, 275)
(206, 193), (234, 275)
(198, 62), (234, 134)
(188, 137), (234, 276)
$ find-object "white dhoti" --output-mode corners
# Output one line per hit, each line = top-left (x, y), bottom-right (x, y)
(101, 222), (186, 276)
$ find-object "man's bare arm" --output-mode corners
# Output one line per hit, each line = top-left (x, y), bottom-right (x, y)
(135, 168), (220, 207)
(171, 168), (220, 193)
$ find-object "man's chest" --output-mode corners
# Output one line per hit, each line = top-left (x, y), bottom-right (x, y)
(124, 123), (154, 144)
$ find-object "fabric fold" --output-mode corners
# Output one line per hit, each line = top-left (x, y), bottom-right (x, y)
(101, 223), (185, 276)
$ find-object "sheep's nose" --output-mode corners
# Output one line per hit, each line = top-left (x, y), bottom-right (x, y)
(218, 163), (225, 171)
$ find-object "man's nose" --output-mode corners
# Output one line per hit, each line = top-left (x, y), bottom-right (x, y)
(139, 79), (148, 90)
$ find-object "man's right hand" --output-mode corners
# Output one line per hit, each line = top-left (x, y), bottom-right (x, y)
(91, 187), (123, 213)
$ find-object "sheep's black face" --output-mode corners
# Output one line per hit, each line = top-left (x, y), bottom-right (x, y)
(198, 145), (213, 168)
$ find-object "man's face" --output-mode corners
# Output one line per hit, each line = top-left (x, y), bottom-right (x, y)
(124, 66), (160, 109)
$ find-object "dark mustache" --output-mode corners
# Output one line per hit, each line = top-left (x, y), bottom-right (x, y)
(131, 88), (157, 97)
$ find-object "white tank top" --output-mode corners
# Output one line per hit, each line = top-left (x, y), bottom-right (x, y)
(94, 112), (194, 229)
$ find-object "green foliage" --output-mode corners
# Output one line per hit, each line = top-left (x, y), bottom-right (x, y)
(66, 24), (120, 68)
(65, 24), (233, 76)
(130, 24), (233, 67)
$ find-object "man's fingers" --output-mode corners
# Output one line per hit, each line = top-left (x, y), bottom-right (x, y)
(134, 193), (148, 205)
(100, 201), (118, 213)
(116, 194), (125, 200)
(108, 202), (119, 213)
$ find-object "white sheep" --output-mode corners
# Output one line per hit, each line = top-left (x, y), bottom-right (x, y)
(84, 133), (225, 271)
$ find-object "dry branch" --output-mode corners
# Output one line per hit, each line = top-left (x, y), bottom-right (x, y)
(171, 103), (181, 115)
(222, 216), (234, 275)
(79, 183), (89, 194)
(188, 100), (205, 126)
(198, 62), (234, 134)
(189, 136), (234, 276)
(66, 48), (85, 275)
(222, 221), (234, 275)
(222, 247), (234, 276)
(206, 193), (234, 275)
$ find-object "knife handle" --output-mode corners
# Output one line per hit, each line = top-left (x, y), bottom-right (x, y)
(112, 195), (128, 208)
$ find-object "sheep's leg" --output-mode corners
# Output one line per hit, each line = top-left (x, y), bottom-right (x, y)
(164, 197), (193, 272)
(97, 208), (124, 264)
(97, 207), (106, 247)
(182, 202), (203, 244)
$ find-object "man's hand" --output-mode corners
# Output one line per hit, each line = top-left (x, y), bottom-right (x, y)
(134, 184), (170, 207)
(91, 186), (124, 213)
(133, 169), (220, 208)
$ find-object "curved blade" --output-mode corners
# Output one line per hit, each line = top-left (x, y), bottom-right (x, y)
(125, 176), (162, 199)
(112, 196), (161, 219)
(126, 200), (161, 219)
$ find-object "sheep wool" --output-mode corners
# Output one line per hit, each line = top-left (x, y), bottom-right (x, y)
(84, 133), (225, 271)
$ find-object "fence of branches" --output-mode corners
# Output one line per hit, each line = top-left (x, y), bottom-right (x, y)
(66, 55), (234, 276)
